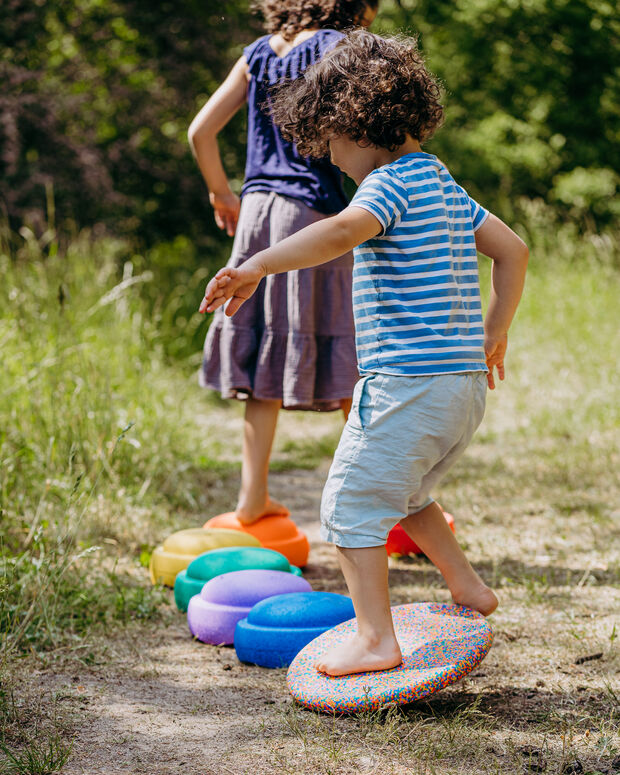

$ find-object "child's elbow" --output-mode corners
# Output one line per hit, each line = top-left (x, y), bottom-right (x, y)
(187, 121), (201, 149)
(519, 239), (530, 267)
(188, 116), (214, 149)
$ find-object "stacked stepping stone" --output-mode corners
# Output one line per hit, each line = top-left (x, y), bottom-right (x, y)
(149, 527), (260, 587)
(386, 511), (455, 557)
(235, 591), (355, 668)
(204, 512), (309, 567)
(154, 514), (357, 671)
(187, 569), (312, 645)
(174, 546), (302, 612)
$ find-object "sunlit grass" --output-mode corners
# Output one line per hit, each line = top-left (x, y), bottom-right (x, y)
(0, 223), (618, 773)
(0, 236), (232, 660)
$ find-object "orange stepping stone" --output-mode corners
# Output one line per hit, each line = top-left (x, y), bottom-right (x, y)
(204, 512), (310, 567)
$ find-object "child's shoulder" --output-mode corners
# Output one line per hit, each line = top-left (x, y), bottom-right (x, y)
(243, 34), (273, 64)
(367, 153), (459, 194)
(243, 29), (342, 73)
(360, 159), (414, 196)
(385, 152), (444, 180)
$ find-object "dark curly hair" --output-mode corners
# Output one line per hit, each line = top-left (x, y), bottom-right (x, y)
(269, 30), (444, 157)
(253, 1), (378, 40)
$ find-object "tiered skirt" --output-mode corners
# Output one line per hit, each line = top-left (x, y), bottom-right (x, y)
(201, 192), (358, 411)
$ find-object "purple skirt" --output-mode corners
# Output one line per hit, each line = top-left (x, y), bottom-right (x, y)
(201, 192), (358, 411)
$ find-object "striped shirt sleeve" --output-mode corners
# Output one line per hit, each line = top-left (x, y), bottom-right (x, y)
(348, 169), (409, 235)
(468, 195), (490, 231)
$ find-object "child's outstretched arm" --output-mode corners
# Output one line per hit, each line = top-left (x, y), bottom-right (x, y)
(188, 57), (249, 236)
(199, 206), (381, 316)
(475, 214), (529, 389)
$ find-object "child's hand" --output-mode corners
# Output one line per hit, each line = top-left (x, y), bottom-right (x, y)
(199, 263), (264, 317)
(209, 191), (240, 236)
(484, 334), (508, 390)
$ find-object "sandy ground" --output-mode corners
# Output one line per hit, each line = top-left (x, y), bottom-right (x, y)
(35, 465), (351, 775)
(17, 457), (618, 775)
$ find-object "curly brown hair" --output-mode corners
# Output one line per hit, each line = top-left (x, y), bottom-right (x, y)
(253, 0), (378, 40)
(269, 30), (444, 157)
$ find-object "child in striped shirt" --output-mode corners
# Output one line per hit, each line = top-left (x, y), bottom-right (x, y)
(199, 30), (529, 677)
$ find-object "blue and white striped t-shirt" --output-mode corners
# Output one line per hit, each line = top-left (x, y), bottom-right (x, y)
(348, 152), (489, 376)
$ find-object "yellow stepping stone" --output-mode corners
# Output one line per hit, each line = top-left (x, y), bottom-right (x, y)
(149, 527), (261, 587)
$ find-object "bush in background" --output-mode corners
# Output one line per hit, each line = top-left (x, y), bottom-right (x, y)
(377, 0), (620, 227)
(1, 0), (618, 248)
(0, 0), (258, 245)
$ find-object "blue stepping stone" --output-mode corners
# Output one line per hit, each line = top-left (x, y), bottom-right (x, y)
(234, 591), (355, 668)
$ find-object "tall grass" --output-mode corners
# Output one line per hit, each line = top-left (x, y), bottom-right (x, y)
(0, 233), (231, 658)
(2, 220), (619, 658)
(479, 204), (620, 435)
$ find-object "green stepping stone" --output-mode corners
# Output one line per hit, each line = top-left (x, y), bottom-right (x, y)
(174, 546), (302, 611)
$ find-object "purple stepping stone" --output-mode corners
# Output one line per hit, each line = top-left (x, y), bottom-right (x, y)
(187, 569), (312, 645)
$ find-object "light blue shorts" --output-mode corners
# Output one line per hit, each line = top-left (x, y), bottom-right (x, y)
(320, 372), (487, 548)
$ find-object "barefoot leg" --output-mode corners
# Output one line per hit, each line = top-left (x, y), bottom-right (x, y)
(236, 397), (288, 525)
(315, 545), (402, 676)
(400, 502), (498, 616)
(340, 397), (352, 422)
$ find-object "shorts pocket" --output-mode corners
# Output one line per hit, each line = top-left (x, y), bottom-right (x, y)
(347, 373), (383, 433)
(347, 375), (370, 433)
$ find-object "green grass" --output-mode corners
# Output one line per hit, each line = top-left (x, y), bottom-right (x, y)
(0, 221), (619, 773)
(0, 234), (236, 658)
(273, 432), (342, 471)
(0, 680), (73, 775)
(0, 736), (72, 775)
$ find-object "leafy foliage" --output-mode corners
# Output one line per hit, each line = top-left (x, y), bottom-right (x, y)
(376, 0), (620, 225)
(0, 0), (259, 244)
(1, 0), (618, 244)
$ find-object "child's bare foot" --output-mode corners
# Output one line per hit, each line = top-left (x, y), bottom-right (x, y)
(235, 494), (289, 525)
(316, 633), (402, 677)
(451, 582), (498, 616)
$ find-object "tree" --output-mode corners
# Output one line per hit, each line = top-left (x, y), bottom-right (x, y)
(377, 0), (620, 224)
(0, 0), (259, 244)
(1, 0), (618, 243)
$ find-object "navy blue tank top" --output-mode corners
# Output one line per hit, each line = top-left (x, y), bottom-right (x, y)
(242, 30), (348, 214)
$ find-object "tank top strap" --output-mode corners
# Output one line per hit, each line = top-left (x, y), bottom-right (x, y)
(243, 29), (343, 84)
(243, 34), (273, 75)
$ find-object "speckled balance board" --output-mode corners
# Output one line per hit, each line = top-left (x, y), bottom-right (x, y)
(287, 602), (493, 713)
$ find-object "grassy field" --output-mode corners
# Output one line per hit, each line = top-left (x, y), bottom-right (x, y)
(0, 224), (618, 774)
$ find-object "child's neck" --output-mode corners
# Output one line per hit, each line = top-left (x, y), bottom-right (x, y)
(331, 135), (425, 185)
(270, 28), (319, 57)
(373, 137), (423, 169)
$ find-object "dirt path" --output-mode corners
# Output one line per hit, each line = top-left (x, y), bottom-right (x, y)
(54, 465), (353, 775)
(23, 457), (619, 775)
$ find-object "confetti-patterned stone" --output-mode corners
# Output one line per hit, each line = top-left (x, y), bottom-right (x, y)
(287, 603), (493, 713)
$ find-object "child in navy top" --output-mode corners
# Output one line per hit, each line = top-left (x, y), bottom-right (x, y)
(242, 30), (347, 213)
(189, 1), (378, 525)
(199, 30), (529, 677)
